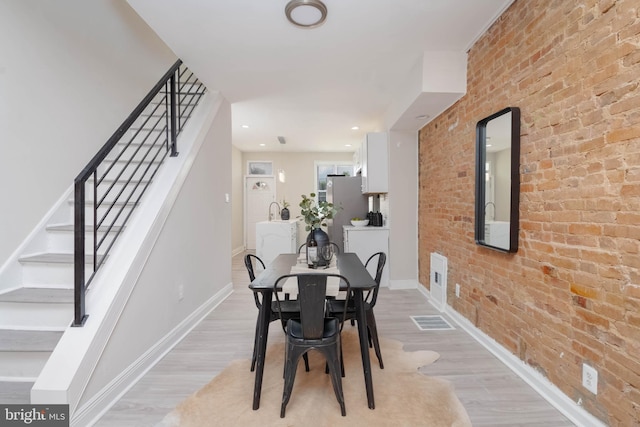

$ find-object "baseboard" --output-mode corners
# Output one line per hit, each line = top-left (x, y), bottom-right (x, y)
(232, 245), (245, 257)
(416, 286), (606, 427)
(388, 279), (418, 290)
(72, 282), (233, 427)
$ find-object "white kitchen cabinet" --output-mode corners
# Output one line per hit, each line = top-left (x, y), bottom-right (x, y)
(353, 144), (362, 175)
(484, 221), (509, 248)
(343, 226), (389, 287)
(360, 132), (388, 194)
(256, 220), (297, 266)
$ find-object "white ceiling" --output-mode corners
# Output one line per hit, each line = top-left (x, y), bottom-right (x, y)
(127, 0), (513, 152)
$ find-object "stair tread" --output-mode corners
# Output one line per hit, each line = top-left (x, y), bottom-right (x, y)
(0, 287), (73, 304)
(67, 197), (138, 206)
(0, 381), (32, 404)
(0, 330), (63, 351)
(87, 176), (152, 183)
(104, 158), (164, 164)
(18, 252), (105, 264)
(46, 224), (124, 233)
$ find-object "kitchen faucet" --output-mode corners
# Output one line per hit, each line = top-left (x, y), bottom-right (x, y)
(484, 202), (496, 220)
(268, 201), (281, 221)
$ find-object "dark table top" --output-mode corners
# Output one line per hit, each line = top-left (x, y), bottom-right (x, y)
(249, 253), (376, 291)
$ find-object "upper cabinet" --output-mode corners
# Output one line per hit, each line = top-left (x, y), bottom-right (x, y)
(360, 132), (388, 194)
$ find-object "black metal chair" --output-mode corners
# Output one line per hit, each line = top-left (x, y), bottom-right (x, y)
(244, 254), (309, 372)
(325, 251), (386, 369)
(273, 273), (351, 418)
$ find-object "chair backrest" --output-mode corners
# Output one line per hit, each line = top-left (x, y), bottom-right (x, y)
(244, 253), (265, 281)
(274, 273), (350, 340)
(364, 252), (386, 307)
(298, 241), (341, 254)
(245, 254), (265, 308)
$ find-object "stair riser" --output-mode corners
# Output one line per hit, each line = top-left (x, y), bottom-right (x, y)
(131, 112), (165, 130)
(109, 143), (168, 164)
(0, 302), (72, 329)
(0, 352), (51, 379)
(67, 204), (134, 227)
(84, 180), (151, 199)
(95, 185), (147, 207)
(119, 128), (166, 147)
(97, 158), (164, 178)
(46, 232), (117, 254)
(21, 262), (97, 287)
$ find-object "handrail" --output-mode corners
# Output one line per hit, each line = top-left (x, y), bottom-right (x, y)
(73, 60), (206, 326)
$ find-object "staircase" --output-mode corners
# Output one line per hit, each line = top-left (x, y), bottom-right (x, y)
(0, 164), (149, 403)
(0, 61), (205, 403)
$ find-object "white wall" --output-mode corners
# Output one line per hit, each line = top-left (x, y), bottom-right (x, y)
(388, 131), (419, 287)
(0, 1), (176, 263)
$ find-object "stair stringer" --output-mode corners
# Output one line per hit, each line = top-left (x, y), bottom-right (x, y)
(31, 91), (226, 418)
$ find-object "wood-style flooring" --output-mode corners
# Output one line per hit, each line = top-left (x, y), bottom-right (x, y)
(94, 252), (575, 426)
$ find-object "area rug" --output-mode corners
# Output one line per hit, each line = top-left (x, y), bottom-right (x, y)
(157, 329), (471, 427)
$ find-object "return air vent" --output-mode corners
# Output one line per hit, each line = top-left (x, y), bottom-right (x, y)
(410, 315), (455, 331)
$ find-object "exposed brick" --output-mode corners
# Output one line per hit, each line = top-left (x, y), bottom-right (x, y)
(418, 0), (640, 424)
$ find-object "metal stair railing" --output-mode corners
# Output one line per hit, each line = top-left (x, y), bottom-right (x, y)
(73, 59), (206, 326)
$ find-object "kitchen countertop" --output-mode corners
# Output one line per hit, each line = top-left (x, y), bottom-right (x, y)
(343, 225), (389, 230)
(257, 219), (299, 224)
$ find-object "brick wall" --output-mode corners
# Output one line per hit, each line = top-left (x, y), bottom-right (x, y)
(418, 0), (640, 425)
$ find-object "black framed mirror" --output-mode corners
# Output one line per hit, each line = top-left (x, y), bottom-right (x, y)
(475, 107), (520, 253)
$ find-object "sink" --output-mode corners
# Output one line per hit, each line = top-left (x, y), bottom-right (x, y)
(256, 220), (298, 265)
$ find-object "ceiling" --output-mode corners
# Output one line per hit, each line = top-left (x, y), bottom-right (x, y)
(127, 0), (513, 152)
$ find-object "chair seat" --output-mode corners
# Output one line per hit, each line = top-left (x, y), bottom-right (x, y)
(326, 299), (370, 315)
(287, 317), (339, 340)
(271, 299), (300, 314)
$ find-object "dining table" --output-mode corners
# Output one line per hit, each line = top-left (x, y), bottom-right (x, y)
(249, 252), (377, 410)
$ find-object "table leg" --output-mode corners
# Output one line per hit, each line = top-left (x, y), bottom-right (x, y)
(252, 290), (272, 410)
(353, 290), (375, 409)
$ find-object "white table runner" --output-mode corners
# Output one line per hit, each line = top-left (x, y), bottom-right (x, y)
(281, 257), (340, 297)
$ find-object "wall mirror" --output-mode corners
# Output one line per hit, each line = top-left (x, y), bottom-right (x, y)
(475, 107), (520, 253)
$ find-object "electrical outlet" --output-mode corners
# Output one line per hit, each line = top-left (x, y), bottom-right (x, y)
(455, 283), (460, 297)
(178, 284), (184, 301)
(582, 363), (598, 395)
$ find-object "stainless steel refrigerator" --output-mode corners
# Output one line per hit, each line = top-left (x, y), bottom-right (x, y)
(326, 175), (369, 253)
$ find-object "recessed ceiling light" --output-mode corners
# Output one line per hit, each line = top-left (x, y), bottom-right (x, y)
(351, 126), (359, 130)
(285, 0), (327, 29)
(259, 143), (266, 147)
(345, 144), (352, 147)
(241, 124), (250, 129)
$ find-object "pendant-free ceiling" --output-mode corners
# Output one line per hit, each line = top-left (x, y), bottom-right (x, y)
(285, 0), (328, 29)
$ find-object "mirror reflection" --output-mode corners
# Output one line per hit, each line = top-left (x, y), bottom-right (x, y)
(475, 107), (520, 252)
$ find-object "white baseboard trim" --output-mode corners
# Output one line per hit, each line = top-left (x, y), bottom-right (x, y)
(232, 245), (245, 257)
(72, 283), (233, 427)
(388, 279), (418, 290)
(415, 286), (606, 427)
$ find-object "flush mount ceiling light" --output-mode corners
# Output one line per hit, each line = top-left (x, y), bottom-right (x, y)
(285, 0), (327, 29)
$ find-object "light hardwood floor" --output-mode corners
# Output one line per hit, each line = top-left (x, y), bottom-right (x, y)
(94, 252), (575, 426)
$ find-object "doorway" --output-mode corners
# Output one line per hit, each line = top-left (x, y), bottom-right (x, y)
(245, 176), (276, 249)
